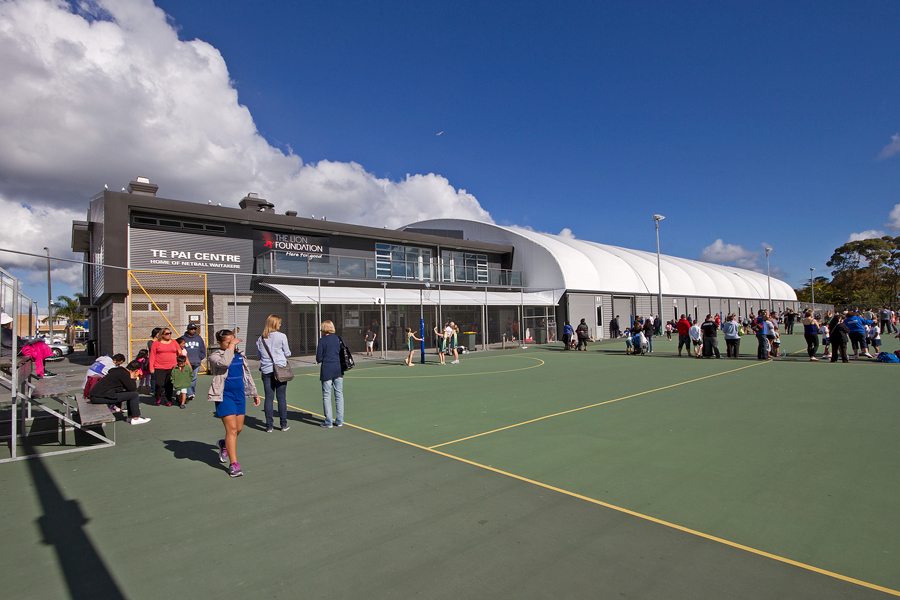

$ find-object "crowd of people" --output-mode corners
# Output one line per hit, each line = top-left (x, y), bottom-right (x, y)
(603, 305), (900, 362)
(82, 315), (349, 478)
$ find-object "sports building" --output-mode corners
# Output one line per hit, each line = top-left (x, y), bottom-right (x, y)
(71, 178), (799, 357)
(404, 219), (799, 336)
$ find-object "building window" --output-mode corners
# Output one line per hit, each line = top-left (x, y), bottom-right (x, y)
(132, 302), (169, 312)
(441, 251), (487, 283)
(375, 243), (432, 281)
(131, 216), (227, 234)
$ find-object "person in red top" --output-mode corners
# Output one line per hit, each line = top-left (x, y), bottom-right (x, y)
(676, 315), (692, 357)
(150, 327), (181, 406)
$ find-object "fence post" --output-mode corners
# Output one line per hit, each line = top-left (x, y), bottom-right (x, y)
(232, 273), (237, 331)
(10, 275), (18, 460)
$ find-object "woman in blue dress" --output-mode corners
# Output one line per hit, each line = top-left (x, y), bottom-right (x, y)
(208, 329), (260, 477)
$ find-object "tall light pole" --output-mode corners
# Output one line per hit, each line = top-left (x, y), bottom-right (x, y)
(764, 247), (773, 312)
(652, 214), (665, 319)
(810, 267), (815, 308)
(44, 247), (53, 342)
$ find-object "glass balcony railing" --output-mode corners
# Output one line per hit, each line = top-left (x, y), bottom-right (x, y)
(256, 251), (522, 286)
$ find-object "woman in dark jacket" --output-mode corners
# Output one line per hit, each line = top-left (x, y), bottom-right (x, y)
(829, 314), (850, 363)
(575, 318), (590, 351)
(315, 320), (344, 428)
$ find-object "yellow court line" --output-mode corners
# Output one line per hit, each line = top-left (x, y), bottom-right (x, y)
(429, 360), (767, 449)
(346, 356), (545, 379)
(285, 402), (900, 598)
(331, 350), (549, 375)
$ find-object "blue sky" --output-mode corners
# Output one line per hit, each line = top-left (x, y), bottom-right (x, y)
(1, 0), (899, 302)
(153, 0), (900, 283)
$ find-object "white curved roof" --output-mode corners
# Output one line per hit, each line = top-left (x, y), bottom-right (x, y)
(405, 219), (796, 301)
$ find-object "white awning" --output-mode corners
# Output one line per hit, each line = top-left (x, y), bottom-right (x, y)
(260, 283), (561, 306)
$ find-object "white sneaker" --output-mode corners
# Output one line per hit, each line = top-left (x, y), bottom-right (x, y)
(452, 360), (459, 364)
(130, 417), (151, 425)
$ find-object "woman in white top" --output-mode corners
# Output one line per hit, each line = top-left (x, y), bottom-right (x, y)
(256, 314), (292, 433)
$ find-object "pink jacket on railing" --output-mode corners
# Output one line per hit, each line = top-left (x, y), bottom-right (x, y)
(21, 341), (54, 377)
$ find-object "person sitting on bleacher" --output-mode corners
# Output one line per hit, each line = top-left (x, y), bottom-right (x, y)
(83, 353), (125, 398)
(87, 360), (150, 425)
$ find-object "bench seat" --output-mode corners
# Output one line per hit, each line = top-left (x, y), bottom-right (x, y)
(76, 396), (116, 426)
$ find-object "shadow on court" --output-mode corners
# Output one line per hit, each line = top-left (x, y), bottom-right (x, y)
(26, 448), (126, 600)
(162, 439), (221, 468)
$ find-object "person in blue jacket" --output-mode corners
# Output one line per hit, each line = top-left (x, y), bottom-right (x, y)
(182, 324), (206, 401)
(315, 320), (345, 428)
(562, 321), (574, 350)
(843, 311), (874, 359)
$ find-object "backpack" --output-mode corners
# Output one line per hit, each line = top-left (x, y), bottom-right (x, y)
(875, 352), (899, 363)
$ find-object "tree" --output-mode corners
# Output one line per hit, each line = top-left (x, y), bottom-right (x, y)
(52, 294), (88, 345)
(826, 237), (897, 307)
(795, 276), (839, 304)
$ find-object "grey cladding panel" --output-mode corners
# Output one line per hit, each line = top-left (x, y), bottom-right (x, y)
(130, 228), (254, 293)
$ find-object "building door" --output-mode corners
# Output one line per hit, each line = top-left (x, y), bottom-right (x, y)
(612, 296), (634, 329)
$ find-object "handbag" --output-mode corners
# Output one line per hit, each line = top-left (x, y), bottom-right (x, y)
(338, 335), (354, 372)
(261, 337), (294, 382)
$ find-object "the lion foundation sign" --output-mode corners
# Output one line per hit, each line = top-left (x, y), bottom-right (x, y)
(254, 231), (329, 259)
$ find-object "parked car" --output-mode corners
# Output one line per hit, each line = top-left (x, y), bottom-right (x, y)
(23, 336), (73, 358)
(45, 340), (74, 358)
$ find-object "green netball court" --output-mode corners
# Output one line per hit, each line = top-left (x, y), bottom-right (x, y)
(1, 334), (898, 599)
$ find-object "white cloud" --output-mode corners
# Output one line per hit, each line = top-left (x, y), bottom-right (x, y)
(557, 228), (575, 239)
(0, 0), (492, 286)
(878, 133), (900, 159)
(698, 239), (788, 279)
(0, 194), (85, 291)
(847, 229), (887, 243)
(698, 239), (761, 271)
(886, 204), (900, 231)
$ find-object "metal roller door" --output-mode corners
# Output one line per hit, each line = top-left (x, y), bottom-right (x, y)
(600, 295), (613, 338)
(613, 296), (634, 329)
(635, 295), (652, 321)
(566, 293), (597, 337)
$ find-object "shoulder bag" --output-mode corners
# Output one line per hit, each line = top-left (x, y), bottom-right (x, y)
(338, 335), (354, 372)
(261, 336), (294, 382)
